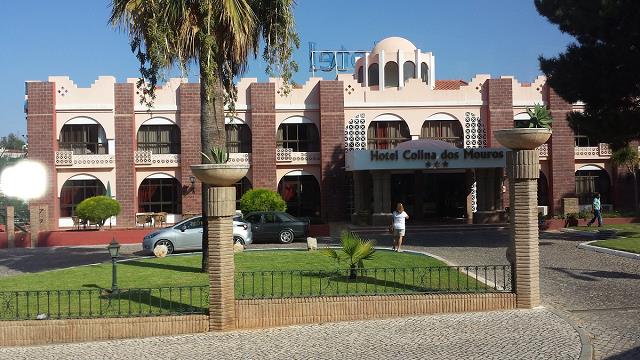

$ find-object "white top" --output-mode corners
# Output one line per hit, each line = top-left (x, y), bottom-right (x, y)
(392, 211), (409, 229)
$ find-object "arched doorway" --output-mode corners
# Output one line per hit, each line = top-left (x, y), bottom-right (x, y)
(138, 174), (182, 214)
(538, 171), (550, 206)
(59, 118), (108, 155)
(234, 177), (252, 210)
(278, 171), (321, 219)
(575, 165), (610, 205)
(60, 175), (106, 217)
(137, 117), (181, 154)
(367, 114), (410, 149)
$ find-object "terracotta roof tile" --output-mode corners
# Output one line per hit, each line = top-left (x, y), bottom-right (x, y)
(434, 80), (468, 90)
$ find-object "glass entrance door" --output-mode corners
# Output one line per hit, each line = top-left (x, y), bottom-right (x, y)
(278, 175), (321, 218)
(391, 172), (466, 220)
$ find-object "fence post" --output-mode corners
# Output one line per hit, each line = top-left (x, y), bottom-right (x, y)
(207, 187), (236, 331)
(6, 206), (14, 248)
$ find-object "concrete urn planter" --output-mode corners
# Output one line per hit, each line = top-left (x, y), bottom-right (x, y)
(493, 128), (552, 150)
(190, 164), (249, 186)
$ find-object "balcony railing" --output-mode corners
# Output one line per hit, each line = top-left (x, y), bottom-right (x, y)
(227, 152), (251, 165)
(134, 151), (179, 167)
(55, 151), (115, 168)
(538, 143), (549, 158)
(276, 148), (321, 164)
(574, 143), (612, 159)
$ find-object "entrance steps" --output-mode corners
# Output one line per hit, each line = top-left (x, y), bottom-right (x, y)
(349, 223), (507, 233)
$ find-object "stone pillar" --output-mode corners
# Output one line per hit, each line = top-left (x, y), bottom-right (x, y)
(28, 205), (47, 248)
(114, 83), (136, 227)
(371, 171), (391, 225)
(506, 150), (541, 309)
(249, 83), (277, 190)
(6, 206), (14, 248)
(207, 187), (236, 331)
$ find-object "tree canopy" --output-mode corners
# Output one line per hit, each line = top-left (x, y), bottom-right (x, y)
(0, 133), (25, 150)
(535, 0), (640, 149)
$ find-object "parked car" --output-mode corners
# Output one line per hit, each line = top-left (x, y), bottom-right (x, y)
(243, 211), (309, 244)
(142, 215), (252, 255)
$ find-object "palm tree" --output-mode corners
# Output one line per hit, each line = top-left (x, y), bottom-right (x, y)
(110, 0), (299, 271)
(323, 232), (376, 279)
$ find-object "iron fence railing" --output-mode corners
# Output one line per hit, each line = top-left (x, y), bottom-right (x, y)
(235, 265), (512, 299)
(0, 286), (208, 321)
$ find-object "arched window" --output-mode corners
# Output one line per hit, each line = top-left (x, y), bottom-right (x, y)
(368, 64), (379, 86)
(226, 124), (252, 153)
(278, 174), (321, 218)
(59, 124), (108, 155)
(384, 61), (399, 88)
(60, 178), (106, 217)
(421, 120), (463, 148)
(357, 66), (364, 83)
(367, 121), (410, 149)
(137, 124), (180, 154)
(138, 177), (181, 213)
(403, 61), (415, 83)
(234, 177), (252, 210)
(575, 168), (610, 205)
(277, 123), (319, 152)
(421, 62), (429, 84)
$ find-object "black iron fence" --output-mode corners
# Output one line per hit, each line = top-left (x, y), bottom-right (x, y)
(235, 265), (512, 299)
(0, 286), (208, 321)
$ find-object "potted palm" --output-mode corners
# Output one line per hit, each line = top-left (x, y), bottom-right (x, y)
(494, 104), (553, 150)
(191, 147), (249, 186)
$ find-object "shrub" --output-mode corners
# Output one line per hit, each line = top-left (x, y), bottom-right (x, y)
(240, 189), (286, 213)
(76, 196), (121, 228)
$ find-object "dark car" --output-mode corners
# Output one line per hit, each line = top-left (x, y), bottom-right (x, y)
(243, 211), (309, 243)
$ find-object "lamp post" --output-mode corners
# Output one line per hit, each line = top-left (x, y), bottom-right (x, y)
(107, 238), (121, 294)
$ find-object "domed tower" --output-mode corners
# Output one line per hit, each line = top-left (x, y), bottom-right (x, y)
(354, 37), (435, 90)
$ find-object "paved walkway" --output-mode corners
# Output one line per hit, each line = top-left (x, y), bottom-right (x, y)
(0, 309), (581, 360)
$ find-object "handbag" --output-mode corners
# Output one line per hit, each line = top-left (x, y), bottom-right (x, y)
(388, 224), (394, 233)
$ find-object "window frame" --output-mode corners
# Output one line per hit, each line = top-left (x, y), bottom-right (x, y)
(137, 178), (181, 214)
(367, 121), (411, 150)
(420, 120), (463, 148)
(137, 124), (181, 154)
(59, 124), (108, 155)
(276, 123), (320, 152)
(59, 179), (106, 217)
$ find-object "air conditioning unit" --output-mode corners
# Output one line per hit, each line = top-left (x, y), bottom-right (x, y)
(537, 206), (548, 216)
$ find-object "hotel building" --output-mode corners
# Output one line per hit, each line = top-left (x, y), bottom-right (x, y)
(25, 37), (631, 230)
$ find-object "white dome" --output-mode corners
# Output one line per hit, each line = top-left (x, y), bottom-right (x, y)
(371, 37), (417, 54)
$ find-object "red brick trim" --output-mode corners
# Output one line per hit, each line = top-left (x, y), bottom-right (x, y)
(249, 83), (276, 190)
(114, 83), (136, 227)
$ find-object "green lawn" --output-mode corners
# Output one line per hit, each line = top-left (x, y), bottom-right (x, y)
(0, 250), (508, 320)
(575, 224), (640, 254)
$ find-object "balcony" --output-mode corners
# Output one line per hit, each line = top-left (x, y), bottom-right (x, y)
(55, 151), (115, 168)
(276, 148), (321, 165)
(134, 151), (180, 167)
(574, 143), (612, 159)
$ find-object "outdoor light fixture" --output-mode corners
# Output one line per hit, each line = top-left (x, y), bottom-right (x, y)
(189, 175), (196, 187)
(107, 238), (121, 294)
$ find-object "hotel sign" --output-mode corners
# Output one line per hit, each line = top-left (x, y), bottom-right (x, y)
(345, 148), (508, 171)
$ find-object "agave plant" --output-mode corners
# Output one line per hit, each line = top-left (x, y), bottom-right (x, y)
(201, 147), (229, 164)
(323, 231), (376, 279)
(520, 104), (553, 129)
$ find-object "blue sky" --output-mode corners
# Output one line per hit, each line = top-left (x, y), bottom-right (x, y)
(0, 0), (573, 137)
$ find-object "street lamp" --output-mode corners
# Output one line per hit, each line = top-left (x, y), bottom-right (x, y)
(106, 238), (121, 294)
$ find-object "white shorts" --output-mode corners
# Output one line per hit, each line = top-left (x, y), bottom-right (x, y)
(393, 228), (405, 237)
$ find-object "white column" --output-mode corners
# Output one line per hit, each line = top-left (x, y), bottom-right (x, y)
(414, 50), (421, 79)
(363, 53), (369, 87)
(379, 50), (385, 91)
(398, 51), (404, 88)
(430, 55), (436, 89)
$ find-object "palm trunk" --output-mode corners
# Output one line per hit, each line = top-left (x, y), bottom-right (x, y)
(633, 171), (639, 212)
(199, 45), (227, 273)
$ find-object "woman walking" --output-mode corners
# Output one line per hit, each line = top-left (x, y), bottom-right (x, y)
(391, 202), (409, 252)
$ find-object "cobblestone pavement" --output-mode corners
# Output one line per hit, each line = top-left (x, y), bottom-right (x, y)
(0, 309), (580, 360)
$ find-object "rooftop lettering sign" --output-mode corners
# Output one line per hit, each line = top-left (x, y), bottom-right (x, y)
(309, 42), (367, 77)
(345, 148), (508, 171)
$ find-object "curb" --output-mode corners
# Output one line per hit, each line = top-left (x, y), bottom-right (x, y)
(558, 228), (597, 239)
(545, 306), (593, 360)
(577, 241), (640, 260)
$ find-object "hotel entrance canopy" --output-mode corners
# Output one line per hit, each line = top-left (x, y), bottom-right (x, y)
(345, 140), (508, 171)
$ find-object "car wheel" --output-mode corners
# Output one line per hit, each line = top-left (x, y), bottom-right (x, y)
(233, 236), (245, 246)
(279, 229), (294, 244)
(154, 239), (174, 255)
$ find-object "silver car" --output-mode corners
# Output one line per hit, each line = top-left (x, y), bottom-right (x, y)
(142, 216), (252, 255)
